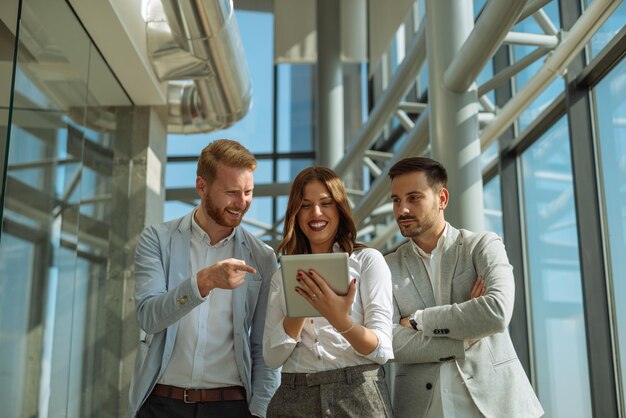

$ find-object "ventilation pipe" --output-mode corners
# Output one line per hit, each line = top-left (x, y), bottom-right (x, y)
(146, 0), (251, 133)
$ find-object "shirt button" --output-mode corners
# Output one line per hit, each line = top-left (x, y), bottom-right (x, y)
(310, 320), (314, 324)
(426, 383), (432, 390)
(315, 338), (319, 343)
(318, 355), (322, 360)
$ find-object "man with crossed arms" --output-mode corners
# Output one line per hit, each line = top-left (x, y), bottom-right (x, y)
(385, 157), (543, 418)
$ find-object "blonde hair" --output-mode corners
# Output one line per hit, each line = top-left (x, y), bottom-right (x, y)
(197, 139), (257, 184)
(276, 166), (366, 256)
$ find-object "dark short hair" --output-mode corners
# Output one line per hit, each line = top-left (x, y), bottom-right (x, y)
(388, 157), (448, 189)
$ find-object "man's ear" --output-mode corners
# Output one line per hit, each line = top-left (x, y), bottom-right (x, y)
(196, 176), (206, 196)
(438, 187), (449, 210)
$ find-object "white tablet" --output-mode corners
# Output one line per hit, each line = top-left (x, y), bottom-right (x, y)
(280, 252), (350, 318)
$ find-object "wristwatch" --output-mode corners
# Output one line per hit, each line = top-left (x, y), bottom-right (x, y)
(408, 313), (419, 330)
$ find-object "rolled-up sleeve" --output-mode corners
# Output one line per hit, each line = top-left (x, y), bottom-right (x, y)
(263, 270), (298, 369)
(356, 249), (394, 364)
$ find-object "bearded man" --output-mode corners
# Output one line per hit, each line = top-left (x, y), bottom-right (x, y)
(127, 139), (279, 418)
(385, 157), (543, 418)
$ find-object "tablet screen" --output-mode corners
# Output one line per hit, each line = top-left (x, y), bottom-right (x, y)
(279, 253), (350, 317)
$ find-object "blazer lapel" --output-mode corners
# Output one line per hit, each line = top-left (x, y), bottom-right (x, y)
(402, 246), (436, 307)
(438, 225), (461, 305)
(169, 213), (192, 288)
(232, 228), (250, 325)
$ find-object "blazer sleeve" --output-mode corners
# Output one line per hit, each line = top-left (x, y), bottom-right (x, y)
(248, 246), (280, 417)
(391, 297), (466, 364)
(421, 232), (515, 340)
(134, 226), (205, 334)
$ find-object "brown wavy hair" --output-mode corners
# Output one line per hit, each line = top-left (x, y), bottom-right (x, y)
(276, 166), (367, 256)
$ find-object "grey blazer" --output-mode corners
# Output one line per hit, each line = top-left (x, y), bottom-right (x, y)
(126, 211), (280, 418)
(386, 225), (543, 418)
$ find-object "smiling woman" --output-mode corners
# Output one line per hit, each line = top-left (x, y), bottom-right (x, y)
(263, 166), (395, 418)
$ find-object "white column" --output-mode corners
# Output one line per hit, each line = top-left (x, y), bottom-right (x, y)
(426, 0), (484, 230)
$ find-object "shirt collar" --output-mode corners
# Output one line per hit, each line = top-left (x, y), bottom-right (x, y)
(191, 207), (236, 247)
(411, 222), (449, 257)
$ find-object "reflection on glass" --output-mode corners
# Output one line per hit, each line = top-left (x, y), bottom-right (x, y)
(521, 117), (592, 418)
(0, 0), (130, 416)
(480, 141), (498, 169)
(514, 1), (563, 131)
(243, 196), (273, 236)
(277, 64), (315, 153)
(277, 158), (314, 183)
(594, 57), (626, 406)
(589, 2), (626, 58)
(476, 57), (495, 105)
(483, 175), (503, 238)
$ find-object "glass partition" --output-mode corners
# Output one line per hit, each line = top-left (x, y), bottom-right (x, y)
(520, 116), (592, 418)
(593, 56), (626, 410)
(0, 0), (131, 416)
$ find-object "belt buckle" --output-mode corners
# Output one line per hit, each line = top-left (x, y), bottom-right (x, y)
(183, 389), (195, 404)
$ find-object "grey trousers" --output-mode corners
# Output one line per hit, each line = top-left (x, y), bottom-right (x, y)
(267, 364), (393, 418)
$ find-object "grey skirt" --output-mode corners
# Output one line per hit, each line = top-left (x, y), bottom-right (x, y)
(267, 364), (393, 418)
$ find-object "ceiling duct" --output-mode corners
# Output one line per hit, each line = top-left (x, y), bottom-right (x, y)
(146, 0), (252, 134)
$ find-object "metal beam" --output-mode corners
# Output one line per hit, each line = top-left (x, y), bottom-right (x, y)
(353, 108), (429, 224)
(428, 0), (483, 231)
(166, 182), (293, 200)
(443, 0), (528, 93)
(398, 101), (427, 114)
(517, 0), (552, 23)
(477, 47), (550, 97)
(533, 8), (558, 35)
(317, 0), (344, 167)
(334, 23), (426, 177)
(480, 0), (621, 149)
(395, 109), (415, 131)
(503, 32), (559, 48)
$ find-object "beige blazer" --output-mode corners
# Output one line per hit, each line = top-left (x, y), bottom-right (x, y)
(386, 225), (543, 418)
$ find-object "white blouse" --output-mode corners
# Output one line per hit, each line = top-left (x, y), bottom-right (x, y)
(263, 246), (394, 372)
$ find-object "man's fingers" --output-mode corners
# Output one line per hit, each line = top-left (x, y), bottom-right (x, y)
(470, 276), (484, 299)
(223, 259), (257, 274)
(234, 264), (257, 274)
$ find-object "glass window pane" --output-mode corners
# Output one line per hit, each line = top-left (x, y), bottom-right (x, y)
(520, 116), (592, 418)
(514, 1), (563, 131)
(277, 158), (314, 183)
(593, 56), (626, 406)
(589, 2), (626, 58)
(277, 64), (315, 153)
(0, 0), (129, 416)
(483, 175), (503, 238)
(481, 141), (498, 169)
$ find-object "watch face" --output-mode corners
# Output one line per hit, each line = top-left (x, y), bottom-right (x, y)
(409, 319), (418, 330)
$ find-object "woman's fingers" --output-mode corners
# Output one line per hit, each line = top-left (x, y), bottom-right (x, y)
(299, 269), (324, 294)
(295, 270), (321, 302)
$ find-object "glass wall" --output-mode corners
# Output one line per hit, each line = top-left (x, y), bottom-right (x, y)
(514, 0), (563, 131)
(593, 56), (626, 408)
(0, 0), (131, 417)
(483, 175), (503, 238)
(0, 0), (20, 194)
(520, 117), (592, 418)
